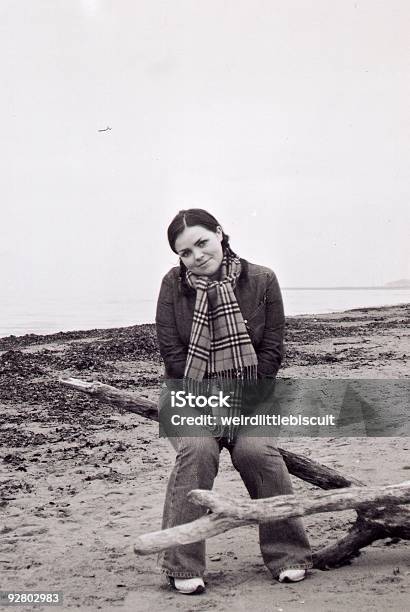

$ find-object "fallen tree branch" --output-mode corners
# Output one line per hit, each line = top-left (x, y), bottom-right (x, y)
(59, 377), (362, 488)
(312, 519), (382, 569)
(60, 378), (159, 422)
(134, 514), (240, 556)
(133, 482), (410, 555)
(188, 482), (410, 521)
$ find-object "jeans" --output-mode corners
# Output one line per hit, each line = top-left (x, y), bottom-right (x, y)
(158, 433), (312, 579)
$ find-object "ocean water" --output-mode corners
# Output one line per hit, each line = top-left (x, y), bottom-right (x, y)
(1, 289), (409, 338)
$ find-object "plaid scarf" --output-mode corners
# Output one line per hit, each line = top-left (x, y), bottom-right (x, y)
(184, 250), (258, 440)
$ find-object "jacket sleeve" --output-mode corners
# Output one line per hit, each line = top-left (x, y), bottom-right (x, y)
(155, 274), (187, 379)
(256, 271), (285, 378)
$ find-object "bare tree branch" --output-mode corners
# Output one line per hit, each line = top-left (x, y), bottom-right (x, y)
(133, 482), (410, 556)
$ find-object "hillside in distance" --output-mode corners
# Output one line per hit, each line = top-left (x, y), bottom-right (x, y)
(384, 279), (410, 288)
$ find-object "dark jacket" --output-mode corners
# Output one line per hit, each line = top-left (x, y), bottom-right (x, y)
(155, 259), (285, 379)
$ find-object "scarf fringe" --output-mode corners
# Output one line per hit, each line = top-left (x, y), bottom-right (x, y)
(183, 364), (258, 442)
(213, 364), (258, 380)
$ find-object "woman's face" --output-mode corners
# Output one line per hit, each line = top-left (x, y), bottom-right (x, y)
(174, 224), (224, 277)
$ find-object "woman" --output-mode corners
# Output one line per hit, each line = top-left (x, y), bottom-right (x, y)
(155, 209), (312, 594)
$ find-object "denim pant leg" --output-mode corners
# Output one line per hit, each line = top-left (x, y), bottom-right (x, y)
(230, 437), (312, 577)
(158, 436), (221, 578)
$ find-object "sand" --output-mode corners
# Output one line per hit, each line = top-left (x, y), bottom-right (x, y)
(0, 304), (409, 611)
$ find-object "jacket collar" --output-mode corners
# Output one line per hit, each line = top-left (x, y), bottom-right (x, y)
(238, 258), (249, 284)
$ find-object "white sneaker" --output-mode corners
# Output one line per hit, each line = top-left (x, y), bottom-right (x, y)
(278, 569), (306, 583)
(172, 577), (205, 594)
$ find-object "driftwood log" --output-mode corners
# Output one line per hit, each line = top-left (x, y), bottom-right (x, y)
(60, 377), (410, 568)
(133, 483), (410, 555)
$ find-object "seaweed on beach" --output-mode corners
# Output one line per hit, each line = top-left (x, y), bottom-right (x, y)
(0, 350), (45, 377)
(0, 323), (161, 411)
(0, 323), (160, 356)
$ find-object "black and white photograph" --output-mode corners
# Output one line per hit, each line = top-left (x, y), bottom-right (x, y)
(1, 1), (409, 610)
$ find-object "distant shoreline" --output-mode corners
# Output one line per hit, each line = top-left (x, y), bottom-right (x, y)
(1, 302), (409, 346)
(3, 289), (410, 339)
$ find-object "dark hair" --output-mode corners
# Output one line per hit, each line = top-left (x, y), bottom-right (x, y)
(167, 208), (230, 253)
(167, 208), (234, 294)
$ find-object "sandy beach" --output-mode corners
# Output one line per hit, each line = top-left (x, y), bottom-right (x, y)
(1, 303), (409, 611)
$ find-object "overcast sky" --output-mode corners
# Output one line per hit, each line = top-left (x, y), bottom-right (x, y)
(1, 0), (409, 306)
